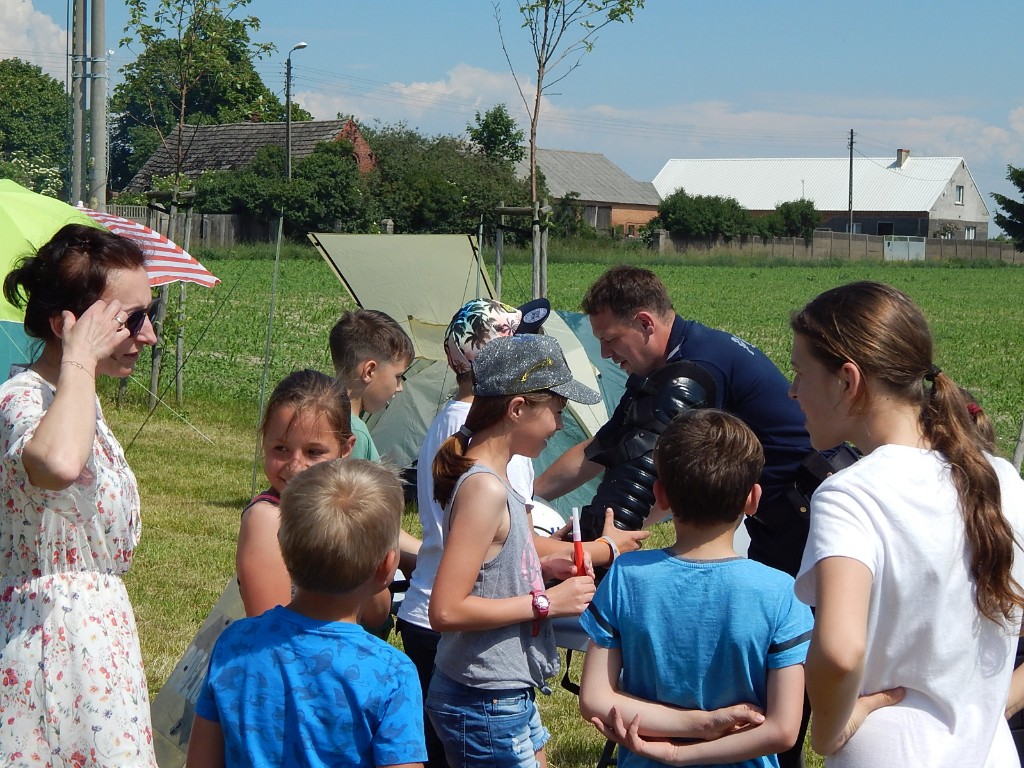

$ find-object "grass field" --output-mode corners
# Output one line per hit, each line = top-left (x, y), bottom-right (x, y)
(101, 254), (1024, 768)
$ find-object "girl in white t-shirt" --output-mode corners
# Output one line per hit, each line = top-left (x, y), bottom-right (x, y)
(788, 280), (1024, 767)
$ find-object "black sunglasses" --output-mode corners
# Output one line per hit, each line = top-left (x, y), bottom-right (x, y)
(124, 302), (159, 337)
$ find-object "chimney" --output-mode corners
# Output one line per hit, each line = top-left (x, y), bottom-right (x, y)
(896, 148), (910, 168)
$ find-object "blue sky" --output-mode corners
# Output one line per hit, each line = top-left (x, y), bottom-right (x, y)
(5, 0), (1022, 232)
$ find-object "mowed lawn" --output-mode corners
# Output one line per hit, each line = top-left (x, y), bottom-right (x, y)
(102, 256), (1024, 768)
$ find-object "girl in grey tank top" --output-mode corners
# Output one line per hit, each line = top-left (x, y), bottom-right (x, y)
(425, 334), (600, 767)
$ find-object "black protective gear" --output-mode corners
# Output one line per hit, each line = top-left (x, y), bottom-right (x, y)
(579, 360), (716, 540)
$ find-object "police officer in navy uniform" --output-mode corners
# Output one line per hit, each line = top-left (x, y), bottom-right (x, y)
(535, 265), (816, 768)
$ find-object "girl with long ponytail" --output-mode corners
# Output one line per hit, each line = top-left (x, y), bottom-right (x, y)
(788, 281), (1024, 766)
(425, 334), (601, 767)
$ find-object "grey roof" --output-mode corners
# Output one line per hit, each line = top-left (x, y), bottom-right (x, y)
(516, 148), (661, 206)
(125, 119), (351, 193)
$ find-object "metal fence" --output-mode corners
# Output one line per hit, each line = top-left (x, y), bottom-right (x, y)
(653, 229), (1022, 264)
(109, 209), (1022, 264)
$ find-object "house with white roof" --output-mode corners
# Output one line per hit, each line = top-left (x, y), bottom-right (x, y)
(653, 149), (989, 240)
(516, 148), (661, 236)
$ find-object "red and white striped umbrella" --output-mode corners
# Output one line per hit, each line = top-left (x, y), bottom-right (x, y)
(77, 207), (220, 288)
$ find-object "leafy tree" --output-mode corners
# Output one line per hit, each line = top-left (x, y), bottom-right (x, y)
(992, 165), (1024, 251)
(195, 142), (372, 236)
(550, 190), (597, 239)
(775, 199), (821, 242)
(750, 200), (822, 242)
(495, 0), (644, 204)
(363, 122), (529, 235)
(193, 121), (531, 238)
(467, 104), (525, 165)
(0, 153), (65, 198)
(288, 142), (374, 234)
(0, 58), (70, 195)
(657, 188), (753, 241)
(112, 0), (308, 190)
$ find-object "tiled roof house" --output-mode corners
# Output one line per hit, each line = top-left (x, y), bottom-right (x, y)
(516, 148), (661, 236)
(124, 118), (377, 193)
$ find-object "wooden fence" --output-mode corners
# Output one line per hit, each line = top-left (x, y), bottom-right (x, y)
(109, 206), (275, 249)
(652, 229), (1023, 264)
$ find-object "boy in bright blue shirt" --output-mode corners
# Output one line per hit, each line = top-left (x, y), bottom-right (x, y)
(579, 409), (812, 768)
(187, 459), (426, 768)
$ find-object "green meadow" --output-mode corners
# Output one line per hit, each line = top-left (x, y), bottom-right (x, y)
(101, 254), (1024, 768)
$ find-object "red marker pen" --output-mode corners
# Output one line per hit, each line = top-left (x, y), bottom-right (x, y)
(572, 507), (584, 573)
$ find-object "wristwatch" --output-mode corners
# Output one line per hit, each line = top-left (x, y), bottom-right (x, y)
(531, 590), (550, 637)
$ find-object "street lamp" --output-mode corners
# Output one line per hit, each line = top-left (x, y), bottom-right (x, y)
(285, 42), (307, 181)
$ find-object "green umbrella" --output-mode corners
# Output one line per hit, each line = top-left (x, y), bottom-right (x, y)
(0, 179), (101, 373)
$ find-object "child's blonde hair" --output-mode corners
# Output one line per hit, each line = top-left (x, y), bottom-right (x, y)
(278, 459), (403, 594)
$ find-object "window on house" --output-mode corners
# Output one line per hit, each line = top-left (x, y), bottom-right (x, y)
(877, 222), (894, 236)
(627, 224), (636, 237)
(965, 226), (976, 240)
(845, 222), (862, 234)
(955, 185), (964, 205)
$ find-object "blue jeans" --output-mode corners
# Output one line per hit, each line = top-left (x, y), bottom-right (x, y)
(425, 672), (550, 768)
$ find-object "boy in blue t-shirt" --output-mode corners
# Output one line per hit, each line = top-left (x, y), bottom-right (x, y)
(579, 409), (813, 768)
(187, 459), (427, 768)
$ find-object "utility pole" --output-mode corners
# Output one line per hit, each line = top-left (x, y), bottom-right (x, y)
(848, 128), (855, 235)
(71, 0), (87, 204)
(88, 0), (107, 211)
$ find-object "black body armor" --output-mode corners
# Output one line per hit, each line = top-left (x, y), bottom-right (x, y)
(579, 360), (716, 540)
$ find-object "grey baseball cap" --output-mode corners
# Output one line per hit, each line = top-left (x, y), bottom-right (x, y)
(472, 334), (601, 404)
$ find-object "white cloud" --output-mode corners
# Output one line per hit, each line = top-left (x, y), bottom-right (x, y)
(294, 62), (1022, 226)
(1008, 106), (1024, 138)
(294, 63), (541, 137)
(0, 0), (69, 82)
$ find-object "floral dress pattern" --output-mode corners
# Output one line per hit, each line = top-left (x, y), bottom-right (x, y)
(0, 370), (156, 767)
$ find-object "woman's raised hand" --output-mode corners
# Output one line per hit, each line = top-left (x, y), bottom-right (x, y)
(60, 299), (128, 371)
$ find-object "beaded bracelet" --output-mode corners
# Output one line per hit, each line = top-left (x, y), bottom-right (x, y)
(597, 535), (619, 562)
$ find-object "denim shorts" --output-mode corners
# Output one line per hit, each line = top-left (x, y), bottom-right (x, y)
(425, 672), (550, 768)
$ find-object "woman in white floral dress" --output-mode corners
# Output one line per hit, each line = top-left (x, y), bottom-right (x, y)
(0, 224), (159, 767)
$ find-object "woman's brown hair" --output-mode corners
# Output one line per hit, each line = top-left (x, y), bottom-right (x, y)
(3, 224), (146, 342)
(791, 281), (1022, 624)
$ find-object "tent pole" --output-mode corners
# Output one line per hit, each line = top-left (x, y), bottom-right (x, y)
(477, 214), (484, 298)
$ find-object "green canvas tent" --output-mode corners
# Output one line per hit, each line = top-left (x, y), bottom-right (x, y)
(307, 232), (625, 518)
